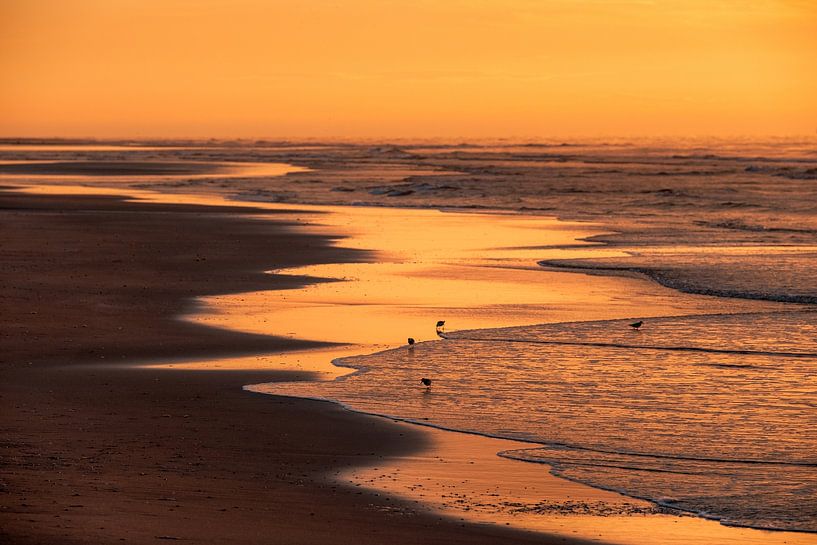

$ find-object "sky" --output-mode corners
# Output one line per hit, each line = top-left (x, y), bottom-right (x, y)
(1, 0), (815, 139)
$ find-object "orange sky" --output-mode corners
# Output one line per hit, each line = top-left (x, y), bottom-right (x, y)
(1, 0), (815, 139)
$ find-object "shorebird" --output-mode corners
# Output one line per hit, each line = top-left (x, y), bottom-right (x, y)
(420, 378), (432, 388)
(629, 320), (644, 330)
(408, 337), (415, 345)
(435, 320), (446, 338)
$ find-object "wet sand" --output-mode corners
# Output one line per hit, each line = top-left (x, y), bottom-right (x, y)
(3, 184), (812, 544)
(0, 158), (307, 183)
(0, 189), (588, 544)
(0, 161), (226, 176)
(210, 202), (806, 544)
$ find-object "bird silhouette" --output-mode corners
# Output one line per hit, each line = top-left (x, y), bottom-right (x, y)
(408, 337), (415, 345)
(420, 378), (432, 388)
(629, 320), (643, 330)
(435, 320), (446, 338)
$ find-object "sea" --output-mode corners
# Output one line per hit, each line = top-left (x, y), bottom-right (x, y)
(2, 136), (816, 532)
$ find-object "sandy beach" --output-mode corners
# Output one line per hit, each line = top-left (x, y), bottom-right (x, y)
(3, 182), (814, 544)
(0, 188), (589, 544)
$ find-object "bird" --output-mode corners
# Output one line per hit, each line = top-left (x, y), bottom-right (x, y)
(435, 320), (446, 338)
(420, 378), (432, 388)
(629, 320), (643, 330)
(407, 337), (415, 345)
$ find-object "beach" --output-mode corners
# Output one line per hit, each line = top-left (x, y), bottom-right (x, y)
(4, 0), (817, 540)
(2, 140), (816, 544)
(0, 189), (572, 544)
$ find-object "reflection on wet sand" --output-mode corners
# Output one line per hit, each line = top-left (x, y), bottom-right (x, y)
(165, 200), (793, 543)
(188, 204), (776, 374)
(0, 159), (307, 182)
(11, 182), (804, 544)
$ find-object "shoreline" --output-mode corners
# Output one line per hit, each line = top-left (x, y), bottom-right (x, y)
(0, 187), (590, 544)
(251, 373), (817, 543)
(339, 417), (817, 543)
(2, 183), (813, 544)
(169, 189), (809, 541)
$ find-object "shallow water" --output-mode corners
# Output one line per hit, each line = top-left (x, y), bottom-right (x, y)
(264, 310), (817, 532)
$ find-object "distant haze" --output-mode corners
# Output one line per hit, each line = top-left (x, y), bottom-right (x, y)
(1, 0), (815, 138)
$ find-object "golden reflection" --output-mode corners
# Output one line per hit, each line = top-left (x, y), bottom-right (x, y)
(14, 184), (781, 376)
(186, 204), (778, 371)
(0, 160), (307, 182)
(140, 347), (353, 378)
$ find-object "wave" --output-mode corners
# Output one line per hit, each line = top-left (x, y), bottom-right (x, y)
(745, 165), (817, 179)
(540, 258), (817, 305)
(498, 441), (817, 468)
(694, 219), (817, 234)
(497, 449), (817, 534)
(445, 334), (817, 359)
(626, 169), (739, 177)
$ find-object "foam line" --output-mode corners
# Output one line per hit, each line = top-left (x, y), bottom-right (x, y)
(448, 334), (817, 359)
